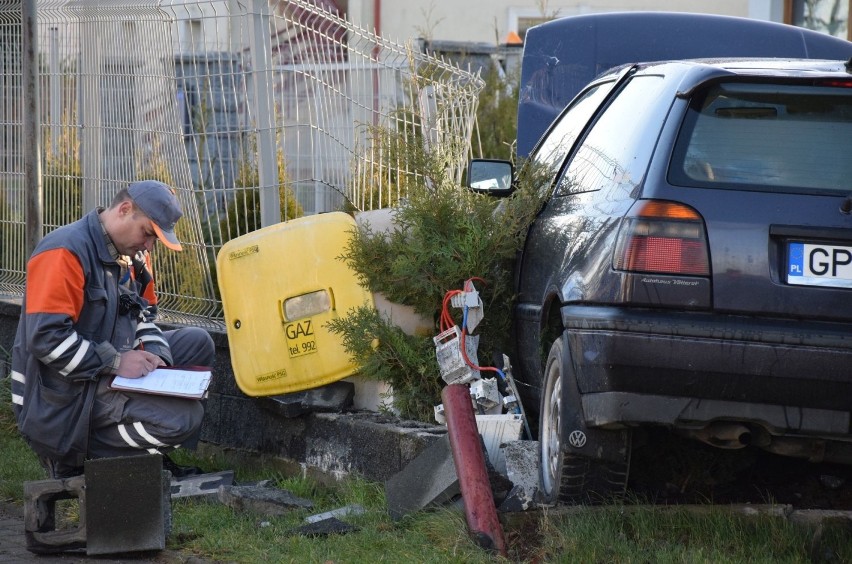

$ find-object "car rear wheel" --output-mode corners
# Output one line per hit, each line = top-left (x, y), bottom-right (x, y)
(540, 335), (631, 505)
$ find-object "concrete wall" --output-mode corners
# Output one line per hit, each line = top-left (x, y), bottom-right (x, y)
(0, 299), (444, 483)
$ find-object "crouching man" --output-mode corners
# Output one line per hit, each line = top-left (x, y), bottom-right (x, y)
(10, 180), (214, 478)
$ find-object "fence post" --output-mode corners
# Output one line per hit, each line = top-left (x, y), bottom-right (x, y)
(247, 0), (280, 227)
(78, 15), (102, 214)
(22, 0), (43, 256)
(49, 27), (60, 156)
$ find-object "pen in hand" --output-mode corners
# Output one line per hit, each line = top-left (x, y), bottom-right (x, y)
(117, 350), (165, 379)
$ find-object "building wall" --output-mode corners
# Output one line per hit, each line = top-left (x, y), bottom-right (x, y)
(347, 0), (764, 45)
(748, 0), (784, 22)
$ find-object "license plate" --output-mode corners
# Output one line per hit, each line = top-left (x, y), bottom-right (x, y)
(788, 242), (852, 288)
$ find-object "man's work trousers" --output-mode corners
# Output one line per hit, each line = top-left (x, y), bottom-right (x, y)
(87, 326), (216, 460)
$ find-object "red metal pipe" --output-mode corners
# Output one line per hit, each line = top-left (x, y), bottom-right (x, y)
(441, 384), (508, 557)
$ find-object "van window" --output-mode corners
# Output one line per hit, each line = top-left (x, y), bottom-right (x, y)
(670, 82), (852, 193)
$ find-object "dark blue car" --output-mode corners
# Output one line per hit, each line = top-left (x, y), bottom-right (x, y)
(469, 13), (852, 504)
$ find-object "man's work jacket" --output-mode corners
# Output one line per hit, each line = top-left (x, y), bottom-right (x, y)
(10, 209), (172, 466)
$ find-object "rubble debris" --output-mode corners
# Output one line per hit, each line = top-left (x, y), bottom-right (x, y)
(217, 484), (314, 516)
(305, 503), (366, 524)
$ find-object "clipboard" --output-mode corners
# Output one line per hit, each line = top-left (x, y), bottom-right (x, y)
(109, 366), (212, 399)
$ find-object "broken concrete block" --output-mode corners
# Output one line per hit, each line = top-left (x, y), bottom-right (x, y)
(217, 484), (314, 516)
(24, 456), (172, 556)
(171, 470), (235, 499)
(385, 434), (459, 520)
(258, 381), (355, 418)
(499, 485), (537, 513)
(23, 475), (87, 554)
(485, 455), (514, 506)
(497, 440), (540, 512)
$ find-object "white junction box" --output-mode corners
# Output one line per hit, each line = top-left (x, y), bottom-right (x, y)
(470, 378), (501, 414)
(434, 326), (480, 385)
(475, 413), (525, 475)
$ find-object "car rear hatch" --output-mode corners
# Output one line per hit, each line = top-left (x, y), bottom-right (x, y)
(666, 75), (852, 322)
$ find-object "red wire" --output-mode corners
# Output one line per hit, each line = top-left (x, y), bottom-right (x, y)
(460, 330), (499, 375)
(464, 277), (486, 291)
(440, 290), (462, 332)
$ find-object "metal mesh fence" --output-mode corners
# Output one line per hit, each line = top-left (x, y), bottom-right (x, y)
(0, 0), (483, 326)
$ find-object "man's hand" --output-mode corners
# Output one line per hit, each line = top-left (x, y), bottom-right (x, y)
(117, 350), (165, 378)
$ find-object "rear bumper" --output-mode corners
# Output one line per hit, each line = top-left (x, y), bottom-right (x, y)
(561, 305), (852, 435)
(580, 392), (849, 437)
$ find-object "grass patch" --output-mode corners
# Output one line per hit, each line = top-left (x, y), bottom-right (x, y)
(0, 431), (45, 501)
(535, 506), (852, 563)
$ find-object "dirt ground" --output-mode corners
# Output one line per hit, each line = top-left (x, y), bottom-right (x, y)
(627, 428), (852, 509)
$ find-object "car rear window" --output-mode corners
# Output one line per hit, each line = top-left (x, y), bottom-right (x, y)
(669, 81), (852, 194)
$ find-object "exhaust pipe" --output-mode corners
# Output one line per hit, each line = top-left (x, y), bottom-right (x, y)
(689, 423), (752, 449)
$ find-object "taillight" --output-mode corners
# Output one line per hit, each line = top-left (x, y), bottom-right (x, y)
(814, 79), (852, 88)
(613, 200), (710, 276)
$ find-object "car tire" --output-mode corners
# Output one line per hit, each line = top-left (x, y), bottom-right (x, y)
(539, 335), (631, 505)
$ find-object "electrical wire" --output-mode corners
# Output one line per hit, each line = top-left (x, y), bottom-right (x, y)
(439, 278), (502, 378)
(439, 289), (463, 333)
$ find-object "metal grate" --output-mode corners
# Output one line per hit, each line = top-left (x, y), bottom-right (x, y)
(0, 0), (483, 324)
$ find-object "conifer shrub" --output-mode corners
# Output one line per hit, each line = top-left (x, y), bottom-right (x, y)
(328, 127), (550, 422)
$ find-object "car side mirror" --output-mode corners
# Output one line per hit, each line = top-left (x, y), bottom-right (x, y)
(467, 159), (514, 196)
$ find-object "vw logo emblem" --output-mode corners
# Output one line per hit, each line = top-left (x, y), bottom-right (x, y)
(568, 430), (587, 448)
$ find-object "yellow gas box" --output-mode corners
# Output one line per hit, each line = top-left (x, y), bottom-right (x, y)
(216, 212), (374, 396)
